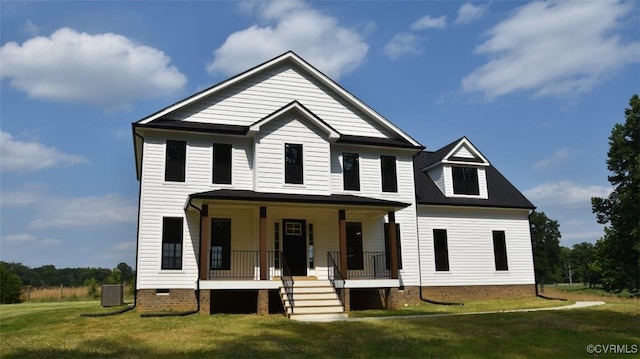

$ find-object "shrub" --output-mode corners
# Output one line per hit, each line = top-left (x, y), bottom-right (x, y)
(1, 263), (23, 304)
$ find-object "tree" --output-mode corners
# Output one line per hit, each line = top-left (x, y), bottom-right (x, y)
(569, 242), (597, 286)
(591, 94), (640, 295)
(560, 246), (575, 284)
(0, 263), (23, 304)
(530, 211), (562, 287)
(116, 262), (133, 283)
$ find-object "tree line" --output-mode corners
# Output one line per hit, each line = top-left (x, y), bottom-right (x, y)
(0, 261), (135, 304)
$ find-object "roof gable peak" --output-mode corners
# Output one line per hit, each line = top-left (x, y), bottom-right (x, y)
(248, 100), (340, 140)
(442, 137), (490, 166)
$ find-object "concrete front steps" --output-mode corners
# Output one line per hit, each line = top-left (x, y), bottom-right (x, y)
(280, 280), (348, 322)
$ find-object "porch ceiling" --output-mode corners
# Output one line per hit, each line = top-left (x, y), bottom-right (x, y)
(188, 189), (409, 209)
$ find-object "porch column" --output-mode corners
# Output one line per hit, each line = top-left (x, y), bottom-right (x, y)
(338, 209), (348, 279)
(388, 211), (399, 280)
(260, 207), (267, 280)
(199, 205), (209, 280)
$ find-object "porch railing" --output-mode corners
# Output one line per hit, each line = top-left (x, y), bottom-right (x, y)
(327, 252), (345, 310)
(328, 251), (390, 279)
(209, 250), (258, 279)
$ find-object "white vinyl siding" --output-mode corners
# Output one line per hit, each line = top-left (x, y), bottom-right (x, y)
(169, 64), (389, 138)
(136, 132), (254, 289)
(254, 115), (330, 195)
(451, 145), (475, 159)
(427, 167), (445, 194)
(417, 206), (535, 287)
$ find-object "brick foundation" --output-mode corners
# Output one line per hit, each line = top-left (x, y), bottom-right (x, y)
(421, 284), (536, 302)
(136, 289), (198, 312)
(257, 289), (269, 315)
(199, 290), (211, 315)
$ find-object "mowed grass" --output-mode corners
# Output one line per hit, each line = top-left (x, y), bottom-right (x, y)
(1, 297), (638, 358)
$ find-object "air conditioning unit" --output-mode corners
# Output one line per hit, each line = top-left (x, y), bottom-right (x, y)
(101, 284), (124, 307)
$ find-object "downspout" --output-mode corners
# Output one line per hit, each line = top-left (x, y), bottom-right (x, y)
(528, 209), (567, 302)
(81, 127), (145, 317)
(141, 196), (203, 317)
(414, 205), (463, 306)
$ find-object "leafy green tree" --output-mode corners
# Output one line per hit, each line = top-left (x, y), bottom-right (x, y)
(591, 94), (640, 295)
(0, 263), (23, 304)
(530, 211), (562, 287)
(569, 242), (597, 286)
(116, 263), (133, 282)
(84, 278), (100, 299)
(560, 246), (575, 284)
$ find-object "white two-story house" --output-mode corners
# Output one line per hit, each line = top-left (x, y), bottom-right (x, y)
(132, 52), (535, 320)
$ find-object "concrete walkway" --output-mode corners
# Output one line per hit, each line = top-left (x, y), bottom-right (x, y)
(344, 301), (606, 322)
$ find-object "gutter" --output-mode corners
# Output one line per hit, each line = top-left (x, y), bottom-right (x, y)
(141, 197), (203, 317)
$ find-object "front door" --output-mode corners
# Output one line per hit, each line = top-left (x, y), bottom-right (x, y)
(282, 219), (307, 276)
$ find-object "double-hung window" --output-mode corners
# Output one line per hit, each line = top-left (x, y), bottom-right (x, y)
(212, 143), (232, 184)
(492, 230), (508, 271)
(165, 140), (186, 182)
(285, 143), (303, 184)
(380, 155), (398, 192)
(211, 219), (231, 270)
(452, 167), (479, 195)
(433, 229), (450, 271)
(161, 217), (183, 270)
(343, 152), (360, 191)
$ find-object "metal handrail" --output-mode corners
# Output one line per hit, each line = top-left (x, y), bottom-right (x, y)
(279, 251), (294, 313)
(327, 252), (346, 309)
(329, 251), (390, 279)
(208, 250), (258, 279)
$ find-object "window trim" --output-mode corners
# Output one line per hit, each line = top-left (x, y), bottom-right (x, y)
(433, 229), (450, 272)
(212, 143), (232, 185)
(492, 230), (509, 271)
(161, 217), (183, 270)
(284, 143), (304, 185)
(380, 155), (398, 193)
(165, 140), (186, 182)
(342, 152), (360, 191)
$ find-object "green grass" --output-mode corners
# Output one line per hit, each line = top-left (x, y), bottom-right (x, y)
(543, 283), (637, 300)
(1, 298), (638, 358)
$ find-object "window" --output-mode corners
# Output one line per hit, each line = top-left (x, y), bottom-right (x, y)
(285, 143), (303, 184)
(452, 167), (479, 195)
(212, 143), (232, 184)
(346, 222), (363, 270)
(384, 223), (403, 270)
(285, 222), (302, 235)
(433, 229), (450, 271)
(308, 224), (314, 269)
(211, 219), (231, 270)
(165, 140), (186, 182)
(380, 155), (397, 192)
(493, 230), (508, 271)
(274, 223), (280, 268)
(161, 217), (183, 270)
(342, 153), (360, 191)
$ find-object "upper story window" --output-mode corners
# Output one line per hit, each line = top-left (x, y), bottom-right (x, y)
(285, 143), (303, 184)
(161, 217), (183, 270)
(452, 166), (479, 195)
(165, 140), (186, 182)
(342, 152), (360, 191)
(380, 155), (398, 192)
(212, 143), (232, 184)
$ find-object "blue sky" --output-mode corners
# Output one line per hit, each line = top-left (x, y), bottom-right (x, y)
(1, 0), (637, 269)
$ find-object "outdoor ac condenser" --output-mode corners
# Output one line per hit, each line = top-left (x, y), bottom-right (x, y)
(101, 284), (124, 307)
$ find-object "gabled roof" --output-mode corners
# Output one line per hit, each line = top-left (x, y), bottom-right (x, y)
(248, 101), (340, 140)
(422, 137), (489, 170)
(414, 139), (535, 209)
(135, 51), (422, 148)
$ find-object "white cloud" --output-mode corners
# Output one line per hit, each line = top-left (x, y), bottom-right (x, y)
(524, 181), (612, 207)
(28, 193), (137, 229)
(455, 3), (486, 25)
(206, 0), (368, 80)
(411, 15), (447, 30)
(533, 148), (572, 170)
(461, 0), (640, 99)
(2, 233), (61, 247)
(0, 131), (87, 173)
(0, 27), (187, 107)
(23, 20), (40, 37)
(383, 33), (423, 59)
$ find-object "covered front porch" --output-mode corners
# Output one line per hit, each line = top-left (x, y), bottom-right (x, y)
(186, 189), (406, 314)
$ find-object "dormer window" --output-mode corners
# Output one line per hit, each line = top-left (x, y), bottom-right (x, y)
(452, 167), (479, 195)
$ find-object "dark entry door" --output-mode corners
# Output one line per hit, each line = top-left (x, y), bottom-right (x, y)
(282, 219), (307, 276)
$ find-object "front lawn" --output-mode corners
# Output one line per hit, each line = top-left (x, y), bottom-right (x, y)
(1, 299), (638, 358)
